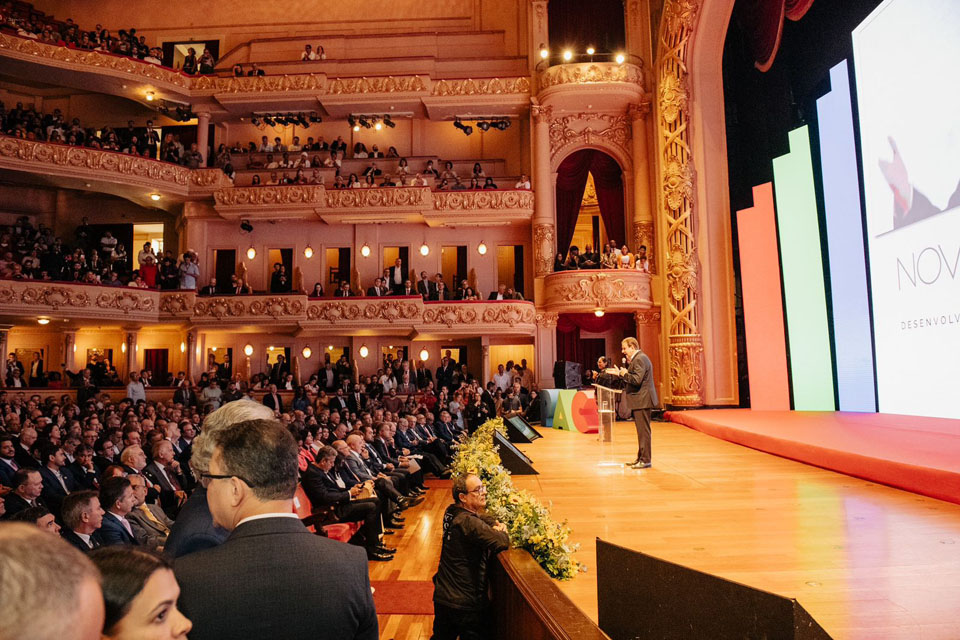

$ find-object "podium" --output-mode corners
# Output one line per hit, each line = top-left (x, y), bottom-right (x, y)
(593, 384), (621, 442)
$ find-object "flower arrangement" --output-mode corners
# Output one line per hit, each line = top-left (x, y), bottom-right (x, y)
(451, 417), (584, 580)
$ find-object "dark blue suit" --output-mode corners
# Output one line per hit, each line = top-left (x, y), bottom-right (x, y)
(99, 512), (139, 546)
(38, 465), (76, 518)
(164, 487), (229, 559)
(0, 459), (18, 488)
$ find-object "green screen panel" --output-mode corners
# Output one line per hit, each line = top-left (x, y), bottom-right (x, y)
(772, 127), (836, 410)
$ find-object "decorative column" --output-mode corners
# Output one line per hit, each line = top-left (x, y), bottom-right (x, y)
(124, 330), (138, 378)
(63, 330), (76, 373)
(531, 103), (555, 278)
(196, 112), (211, 166)
(528, 0), (550, 73)
(534, 311), (558, 390)
(629, 99), (656, 272)
(185, 330), (197, 382)
(634, 309), (663, 401)
(481, 341), (491, 386)
(656, 0), (704, 406)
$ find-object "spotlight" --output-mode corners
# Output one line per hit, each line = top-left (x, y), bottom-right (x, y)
(251, 116), (261, 126)
(157, 102), (170, 117)
(477, 120), (491, 132)
(276, 115), (289, 126)
(586, 46), (595, 55)
(358, 116), (371, 129)
(453, 119), (473, 136)
(297, 113), (309, 127)
(145, 91), (155, 101)
(493, 119), (511, 131)
(264, 115), (276, 127)
(240, 219), (254, 234)
(309, 111), (322, 123)
(348, 115), (356, 128)
(382, 115), (395, 128)
(615, 53), (625, 64)
(374, 121), (382, 131)
(563, 49), (572, 61)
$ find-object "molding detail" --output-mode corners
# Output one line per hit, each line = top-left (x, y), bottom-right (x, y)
(325, 187), (430, 208)
(95, 291), (155, 313)
(548, 113), (630, 160)
(481, 304), (536, 327)
(307, 300), (420, 323)
(533, 223), (556, 277)
(328, 75), (426, 94)
(422, 305), (480, 327)
(214, 185), (325, 206)
(551, 272), (645, 308)
(247, 297), (305, 318)
(634, 309), (662, 325)
(531, 104), (553, 124)
(432, 77), (530, 96)
(198, 74), (325, 93)
(433, 190), (533, 211)
(539, 62), (644, 91)
(534, 311), (559, 328)
(193, 297), (246, 320)
(16, 285), (91, 309)
(656, 0), (704, 406)
(159, 294), (191, 314)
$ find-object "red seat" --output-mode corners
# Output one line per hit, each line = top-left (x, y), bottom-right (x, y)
(293, 484), (361, 542)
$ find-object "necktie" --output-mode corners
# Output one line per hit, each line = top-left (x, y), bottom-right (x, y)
(55, 470), (68, 493)
(139, 504), (170, 533)
(122, 517), (135, 538)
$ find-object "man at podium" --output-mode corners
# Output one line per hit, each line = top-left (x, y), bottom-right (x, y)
(617, 338), (658, 470)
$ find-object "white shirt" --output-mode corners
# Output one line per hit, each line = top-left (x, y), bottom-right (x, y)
(493, 371), (512, 392)
(236, 512), (300, 528)
(75, 531), (94, 548)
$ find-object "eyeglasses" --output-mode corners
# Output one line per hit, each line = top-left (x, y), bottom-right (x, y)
(466, 485), (487, 495)
(201, 472), (257, 487)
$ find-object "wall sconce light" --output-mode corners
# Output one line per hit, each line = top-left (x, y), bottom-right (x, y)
(615, 53), (625, 64)
(562, 49), (573, 61)
(37, 318), (50, 325)
(135, 344), (138, 353)
(360, 244), (371, 258)
(196, 345), (201, 357)
(246, 246), (256, 260)
(73, 343), (77, 353)
(477, 242), (488, 255)
(145, 91), (155, 101)
(359, 345), (369, 358)
(594, 309), (605, 317)
(302, 346), (312, 359)
(121, 342), (126, 353)
(539, 47), (548, 59)
(419, 348), (429, 362)
(586, 46), (595, 55)
(244, 344), (254, 356)
(180, 342), (186, 353)
(303, 245), (314, 259)
(419, 243), (429, 256)
(149, 193), (161, 201)
(211, 346), (217, 352)
(328, 345), (334, 351)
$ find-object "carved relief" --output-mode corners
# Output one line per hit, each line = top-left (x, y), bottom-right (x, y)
(533, 223), (556, 277)
(203, 74), (325, 94)
(193, 298), (246, 320)
(19, 285), (92, 309)
(326, 187), (429, 208)
(531, 104), (553, 124)
(96, 291), (155, 314)
(552, 272), (645, 309)
(431, 77), (530, 96)
(248, 297), (305, 318)
(159, 294), (191, 314)
(308, 300), (420, 323)
(548, 113), (630, 160)
(535, 311), (559, 328)
(328, 76), (426, 94)
(422, 305), (479, 327)
(634, 310), (662, 325)
(191, 169), (234, 188)
(481, 304), (536, 327)
(539, 62), (644, 91)
(214, 185), (325, 207)
(432, 190), (533, 211)
(634, 221), (657, 273)
(657, 0), (704, 405)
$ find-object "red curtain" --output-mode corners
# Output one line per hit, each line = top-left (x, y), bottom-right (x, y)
(555, 150), (626, 255)
(739, 0), (816, 71)
(556, 313), (635, 364)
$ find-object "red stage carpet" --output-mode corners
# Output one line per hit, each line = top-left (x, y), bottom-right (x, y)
(665, 409), (960, 504)
(371, 580), (435, 615)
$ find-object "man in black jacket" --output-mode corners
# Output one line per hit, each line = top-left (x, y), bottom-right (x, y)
(432, 474), (510, 640)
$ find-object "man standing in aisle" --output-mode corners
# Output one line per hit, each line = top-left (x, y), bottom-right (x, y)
(618, 337), (658, 469)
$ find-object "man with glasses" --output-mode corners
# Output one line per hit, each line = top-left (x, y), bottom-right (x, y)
(432, 474), (510, 640)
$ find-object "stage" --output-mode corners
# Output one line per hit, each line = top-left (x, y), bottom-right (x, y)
(373, 419), (960, 639)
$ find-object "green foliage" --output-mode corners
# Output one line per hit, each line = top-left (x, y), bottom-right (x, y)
(451, 417), (584, 580)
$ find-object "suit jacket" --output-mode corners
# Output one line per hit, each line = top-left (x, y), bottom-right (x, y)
(61, 528), (103, 553)
(164, 487), (230, 559)
(173, 387), (198, 408)
(270, 361), (291, 385)
(342, 452), (375, 482)
(387, 266), (406, 293)
(416, 280), (435, 298)
(262, 392), (284, 412)
(99, 512), (140, 546)
(174, 517), (377, 640)
(67, 461), (100, 491)
(347, 392), (366, 414)
(14, 444), (38, 469)
(621, 350), (658, 410)
(333, 289), (355, 297)
(0, 458), (18, 487)
(39, 465), (77, 517)
(301, 464), (351, 508)
(429, 287), (452, 301)
(2, 492), (47, 519)
(329, 396), (348, 412)
(365, 286), (384, 297)
(128, 502), (174, 549)
(370, 439), (398, 466)
(487, 291), (507, 300)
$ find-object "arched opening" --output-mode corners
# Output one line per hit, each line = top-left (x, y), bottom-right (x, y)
(554, 149), (626, 263)
(548, 0), (625, 57)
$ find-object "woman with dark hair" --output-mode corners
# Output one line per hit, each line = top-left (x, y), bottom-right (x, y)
(181, 47), (198, 75)
(309, 282), (324, 298)
(90, 547), (192, 639)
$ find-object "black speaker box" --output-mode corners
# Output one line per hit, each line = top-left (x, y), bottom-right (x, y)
(505, 415), (542, 443)
(493, 430), (537, 475)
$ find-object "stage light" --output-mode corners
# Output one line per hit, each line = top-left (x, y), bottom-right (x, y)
(615, 53), (625, 64)
(180, 342), (185, 353)
(493, 119), (511, 131)
(297, 113), (309, 127)
(419, 243), (429, 256)
(594, 309), (605, 317)
(244, 344), (253, 356)
(454, 119), (473, 136)
(419, 348), (429, 362)
(240, 220), (254, 234)
(477, 120), (491, 132)
(563, 50), (572, 61)
(360, 244), (371, 257)
(37, 318), (50, 325)
(302, 346), (312, 359)
(264, 116), (276, 127)
(383, 115), (395, 128)
(309, 112), (322, 123)
(586, 46), (595, 55)
(145, 91), (155, 101)
(303, 245), (314, 259)
(358, 117), (371, 129)
(251, 116), (261, 126)
(348, 115), (357, 128)
(354, 125), (360, 132)
(374, 121), (382, 131)
(477, 242), (487, 255)
(246, 246), (256, 260)
(359, 345), (369, 358)
(149, 193), (161, 201)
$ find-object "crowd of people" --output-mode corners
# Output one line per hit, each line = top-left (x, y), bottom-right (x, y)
(554, 239), (651, 273)
(0, 347), (536, 637)
(0, 217), (201, 290)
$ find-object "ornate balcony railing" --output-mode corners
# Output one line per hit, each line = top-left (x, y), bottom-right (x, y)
(538, 61), (644, 91)
(542, 269), (653, 314)
(0, 281), (537, 335)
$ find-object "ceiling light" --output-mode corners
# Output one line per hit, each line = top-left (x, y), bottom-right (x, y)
(477, 121), (490, 132)
(302, 346), (312, 359)
(360, 244), (371, 258)
(615, 53), (625, 64)
(586, 46), (595, 55)
(419, 348), (429, 362)
(37, 318), (50, 325)
(145, 91), (155, 101)
(594, 309), (605, 317)
(419, 243), (429, 256)
(303, 245), (314, 259)
(150, 193), (161, 201)
(359, 345), (369, 358)
(477, 242), (487, 255)
(246, 246), (256, 260)
(244, 344), (254, 356)
(563, 50), (572, 61)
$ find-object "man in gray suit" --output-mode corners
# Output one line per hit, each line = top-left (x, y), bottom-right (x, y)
(126, 474), (173, 550)
(618, 337), (658, 469)
(174, 418), (377, 640)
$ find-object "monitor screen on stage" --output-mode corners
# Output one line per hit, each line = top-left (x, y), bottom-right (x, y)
(853, 0), (960, 419)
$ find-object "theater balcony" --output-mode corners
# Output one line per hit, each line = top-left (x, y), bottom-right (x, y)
(541, 269), (653, 315)
(537, 58), (645, 113)
(0, 280), (536, 338)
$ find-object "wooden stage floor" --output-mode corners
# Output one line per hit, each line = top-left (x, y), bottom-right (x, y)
(374, 420), (960, 639)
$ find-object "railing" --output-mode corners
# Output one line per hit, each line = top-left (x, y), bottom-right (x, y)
(538, 60), (645, 92)
(542, 269), (653, 314)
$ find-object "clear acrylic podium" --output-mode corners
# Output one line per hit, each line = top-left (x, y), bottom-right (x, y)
(593, 384), (621, 442)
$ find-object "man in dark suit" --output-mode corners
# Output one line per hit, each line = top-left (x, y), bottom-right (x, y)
(164, 486), (230, 558)
(617, 337), (659, 469)
(387, 258), (406, 294)
(399, 279), (416, 296)
(174, 419), (378, 640)
(329, 389), (349, 413)
(0, 434), (20, 487)
(416, 271), (434, 299)
(60, 490), (104, 552)
(430, 281), (452, 301)
(488, 283), (509, 300)
(97, 476), (140, 546)
(366, 277), (386, 297)
(27, 352), (44, 387)
(2, 468), (47, 518)
(14, 426), (39, 469)
(67, 445), (100, 491)
(262, 384), (284, 413)
(174, 382), (198, 408)
(347, 386), (367, 414)
(37, 442), (76, 519)
(143, 440), (187, 519)
(270, 355), (290, 385)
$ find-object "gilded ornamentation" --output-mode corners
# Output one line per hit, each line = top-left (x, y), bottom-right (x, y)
(634, 309), (662, 324)
(214, 185), (325, 207)
(657, 0), (704, 405)
(531, 104), (553, 124)
(533, 223), (556, 277)
(362, 301), (420, 322)
(548, 113), (630, 160)
(159, 294), (191, 314)
(539, 62), (644, 91)
(431, 77), (530, 96)
(634, 221), (657, 273)
(202, 74), (325, 94)
(481, 304), (536, 327)
(328, 76), (426, 94)
(248, 297), (305, 318)
(422, 305), (479, 327)
(96, 291), (155, 313)
(552, 272), (644, 309)
(307, 300), (419, 323)
(193, 298), (246, 320)
(19, 285), (91, 309)
(326, 187), (429, 208)
(432, 190), (533, 211)
(628, 97), (652, 121)
(191, 169), (234, 188)
(534, 311), (559, 328)
(307, 302), (363, 323)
